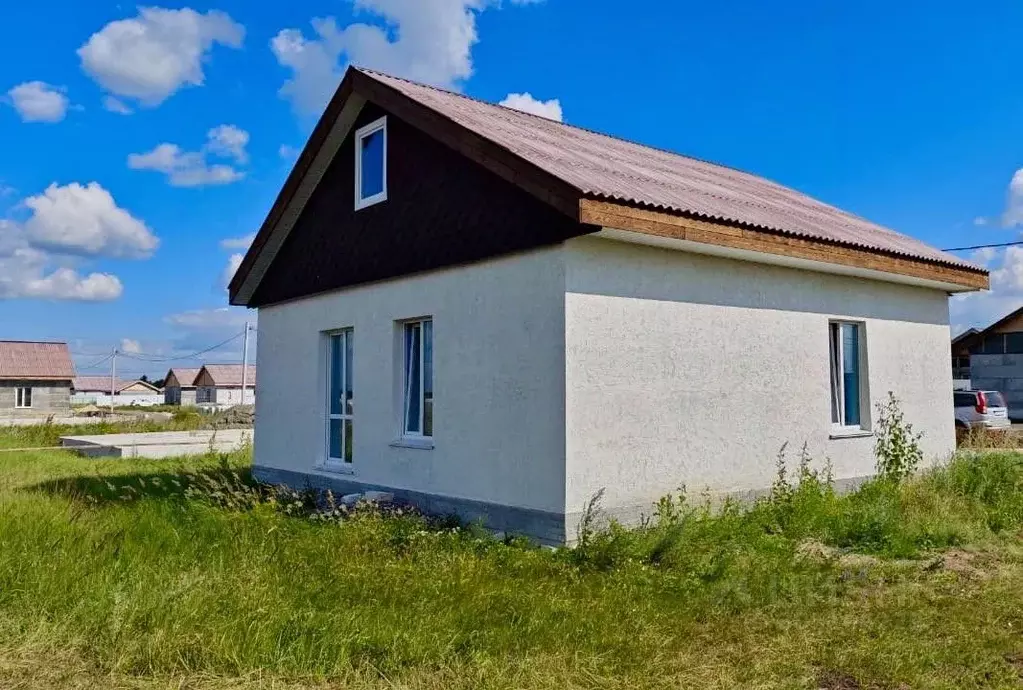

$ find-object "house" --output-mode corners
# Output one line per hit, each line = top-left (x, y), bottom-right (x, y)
(949, 307), (1023, 417)
(0, 341), (74, 418)
(72, 377), (163, 406)
(228, 67), (989, 544)
(163, 368), (200, 406)
(950, 328), (979, 390)
(194, 364), (255, 407)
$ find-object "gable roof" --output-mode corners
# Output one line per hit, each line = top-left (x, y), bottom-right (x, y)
(197, 364), (255, 387)
(954, 305), (1023, 353)
(73, 377), (161, 394)
(0, 341), (74, 381)
(165, 368), (201, 389)
(230, 67), (988, 305)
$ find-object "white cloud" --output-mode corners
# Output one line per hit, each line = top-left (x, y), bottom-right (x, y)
(22, 182), (158, 259)
(971, 246), (999, 267)
(974, 216), (988, 227)
(219, 234), (255, 250)
(498, 92), (562, 121)
(207, 124), (249, 163)
(1002, 169), (1023, 228)
(119, 338), (142, 354)
(279, 144), (299, 159)
(951, 245), (1023, 331)
(103, 96), (133, 115)
(8, 81), (69, 123)
(271, 0), (541, 115)
(128, 125), (249, 187)
(222, 253), (244, 288)
(165, 306), (250, 332)
(78, 7), (244, 107)
(0, 221), (123, 302)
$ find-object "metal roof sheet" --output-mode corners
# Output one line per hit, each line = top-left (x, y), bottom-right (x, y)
(200, 364), (255, 387)
(360, 69), (977, 272)
(0, 341), (74, 380)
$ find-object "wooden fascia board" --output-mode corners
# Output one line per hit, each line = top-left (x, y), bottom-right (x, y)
(229, 77), (359, 304)
(579, 199), (989, 291)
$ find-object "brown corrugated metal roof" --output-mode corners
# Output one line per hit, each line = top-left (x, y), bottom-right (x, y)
(73, 376), (125, 393)
(359, 68), (977, 272)
(200, 364), (256, 387)
(167, 368), (201, 389)
(0, 341), (74, 380)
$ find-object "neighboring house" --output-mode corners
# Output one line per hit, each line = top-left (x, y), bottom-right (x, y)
(950, 328), (979, 390)
(950, 308), (1023, 418)
(0, 341), (74, 418)
(163, 368), (200, 406)
(72, 376), (163, 406)
(194, 364), (256, 407)
(228, 67), (989, 544)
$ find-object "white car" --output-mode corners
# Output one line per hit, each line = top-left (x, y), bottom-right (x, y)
(953, 390), (1010, 431)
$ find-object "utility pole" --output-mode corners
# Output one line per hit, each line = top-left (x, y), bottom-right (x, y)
(241, 322), (251, 406)
(109, 347), (117, 414)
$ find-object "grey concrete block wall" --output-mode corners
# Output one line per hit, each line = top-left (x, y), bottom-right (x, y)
(0, 380), (71, 418)
(969, 353), (1023, 418)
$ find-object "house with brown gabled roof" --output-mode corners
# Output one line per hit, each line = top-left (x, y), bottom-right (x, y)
(228, 67), (989, 543)
(0, 340), (74, 418)
(194, 364), (255, 408)
(163, 368), (201, 406)
(950, 306), (1023, 417)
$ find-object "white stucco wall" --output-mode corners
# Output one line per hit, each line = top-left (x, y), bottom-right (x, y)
(564, 236), (956, 517)
(254, 246), (567, 514)
(200, 387), (255, 407)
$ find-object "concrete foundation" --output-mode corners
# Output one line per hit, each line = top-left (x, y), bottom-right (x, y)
(61, 429), (252, 459)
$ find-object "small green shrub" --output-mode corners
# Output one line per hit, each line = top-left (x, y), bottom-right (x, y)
(874, 392), (923, 483)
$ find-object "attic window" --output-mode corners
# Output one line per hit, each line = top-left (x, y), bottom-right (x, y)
(355, 117), (387, 209)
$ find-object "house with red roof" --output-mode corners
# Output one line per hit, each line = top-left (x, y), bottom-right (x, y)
(228, 67), (989, 543)
(0, 340), (75, 418)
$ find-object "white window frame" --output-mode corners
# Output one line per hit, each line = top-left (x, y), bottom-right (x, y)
(354, 116), (388, 210)
(400, 318), (432, 442)
(829, 320), (868, 432)
(325, 328), (354, 470)
(15, 387), (32, 408)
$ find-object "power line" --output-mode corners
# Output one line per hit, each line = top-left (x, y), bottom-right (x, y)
(76, 353), (114, 371)
(118, 330), (247, 363)
(943, 240), (1023, 252)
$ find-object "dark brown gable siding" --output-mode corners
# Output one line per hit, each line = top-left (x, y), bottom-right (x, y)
(249, 103), (589, 307)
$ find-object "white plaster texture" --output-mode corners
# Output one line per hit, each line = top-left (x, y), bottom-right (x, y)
(254, 246), (567, 514)
(563, 236), (956, 517)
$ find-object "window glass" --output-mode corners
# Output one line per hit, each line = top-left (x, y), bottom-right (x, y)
(1006, 333), (1023, 354)
(983, 336), (1005, 354)
(326, 329), (353, 466)
(986, 391), (1007, 407)
(954, 392), (975, 407)
(360, 129), (385, 200)
(841, 323), (861, 427)
(329, 334), (342, 416)
(404, 323), (422, 434)
(423, 320), (433, 437)
(829, 325), (841, 424)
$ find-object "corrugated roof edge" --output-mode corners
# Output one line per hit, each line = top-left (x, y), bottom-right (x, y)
(585, 191), (987, 274)
(357, 68), (985, 276)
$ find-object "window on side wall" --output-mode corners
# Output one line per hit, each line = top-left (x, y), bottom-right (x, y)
(326, 328), (354, 468)
(829, 321), (867, 430)
(401, 319), (433, 440)
(15, 387), (32, 408)
(354, 117), (387, 210)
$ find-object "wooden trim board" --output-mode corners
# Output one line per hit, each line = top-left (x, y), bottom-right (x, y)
(579, 199), (989, 291)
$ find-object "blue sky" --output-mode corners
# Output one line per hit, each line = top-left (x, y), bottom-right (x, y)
(1, 0), (1021, 378)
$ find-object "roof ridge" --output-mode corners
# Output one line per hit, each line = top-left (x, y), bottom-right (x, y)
(354, 67), (958, 256)
(354, 67), (781, 186)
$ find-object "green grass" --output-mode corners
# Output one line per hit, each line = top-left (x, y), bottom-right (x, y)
(0, 412), (230, 450)
(3, 439), (1023, 688)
